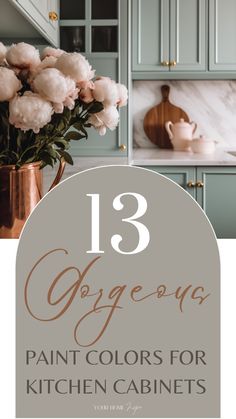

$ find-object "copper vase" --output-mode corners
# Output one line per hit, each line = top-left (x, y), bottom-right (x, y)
(0, 160), (65, 239)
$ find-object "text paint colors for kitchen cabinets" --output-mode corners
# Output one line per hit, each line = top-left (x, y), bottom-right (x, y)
(60, 0), (128, 156)
(142, 166), (236, 238)
(132, 0), (206, 73)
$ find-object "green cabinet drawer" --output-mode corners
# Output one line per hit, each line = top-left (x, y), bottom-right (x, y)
(141, 166), (196, 197)
(196, 167), (236, 238)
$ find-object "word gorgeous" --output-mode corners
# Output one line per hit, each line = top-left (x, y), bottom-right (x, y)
(24, 249), (210, 347)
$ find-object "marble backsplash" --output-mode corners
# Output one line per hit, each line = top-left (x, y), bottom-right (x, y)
(133, 80), (236, 149)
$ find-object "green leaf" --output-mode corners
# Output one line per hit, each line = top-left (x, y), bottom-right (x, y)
(54, 139), (69, 149)
(58, 150), (74, 165)
(57, 120), (66, 131)
(38, 151), (54, 168)
(72, 122), (83, 131)
(65, 131), (86, 141)
(63, 108), (71, 122)
(87, 101), (104, 114)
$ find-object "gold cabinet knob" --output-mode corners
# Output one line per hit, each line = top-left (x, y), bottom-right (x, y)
(169, 60), (177, 67)
(49, 11), (58, 21)
(119, 144), (127, 152)
(161, 61), (170, 67)
(196, 181), (204, 188)
(187, 181), (196, 188)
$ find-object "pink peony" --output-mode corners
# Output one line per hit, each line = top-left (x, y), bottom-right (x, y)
(116, 83), (128, 107)
(78, 80), (94, 103)
(29, 56), (57, 81)
(0, 42), (7, 64)
(33, 68), (79, 112)
(6, 42), (40, 69)
(88, 106), (119, 136)
(93, 77), (118, 107)
(55, 52), (95, 83)
(79, 87), (94, 103)
(41, 46), (64, 59)
(9, 92), (53, 133)
(0, 67), (22, 101)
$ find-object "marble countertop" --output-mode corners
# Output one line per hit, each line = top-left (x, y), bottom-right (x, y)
(43, 150), (236, 192)
(131, 148), (236, 166)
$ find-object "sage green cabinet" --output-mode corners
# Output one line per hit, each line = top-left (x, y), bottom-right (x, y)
(140, 165), (236, 238)
(170, 0), (206, 72)
(60, 0), (128, 157)
(132, 0), (170, 71)
(209, 0), (236, 71)
(196, 168), (236, 238)
(11, 0), (59, 46)
(144, 166), (196, 197)
(132, 0), (206, 72)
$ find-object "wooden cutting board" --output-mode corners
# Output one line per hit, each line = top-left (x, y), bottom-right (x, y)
(143, 85), (190, 149)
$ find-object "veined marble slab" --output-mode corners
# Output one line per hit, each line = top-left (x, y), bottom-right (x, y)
(133, 80), (236, 149)
(132, 148), (236, 166)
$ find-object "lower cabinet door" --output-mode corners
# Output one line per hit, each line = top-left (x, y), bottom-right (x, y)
(196, 167), (236, 238)
(142, 166), (196, 198)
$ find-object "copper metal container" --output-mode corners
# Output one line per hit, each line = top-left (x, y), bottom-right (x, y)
(0, 160), (65, 239)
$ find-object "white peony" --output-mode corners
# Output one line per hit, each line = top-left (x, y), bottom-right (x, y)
(55, 52), (95, 83)
(88, 106), (119, 136)
(0, 42), (7, 64)
(6, 42), (40, 69)
(41, 46), (64, 59)
(116, 83), (128, 107)
(0, 67), (22, 101)
(29, 56), (57, 82)
(93, 77), (118, 107)
(9, 92), (53, 133)
(33, 68), (79, 112)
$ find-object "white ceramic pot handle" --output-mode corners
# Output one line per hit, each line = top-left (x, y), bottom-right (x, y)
(191, 122), (197, 135)
(165, 121), (174, 140)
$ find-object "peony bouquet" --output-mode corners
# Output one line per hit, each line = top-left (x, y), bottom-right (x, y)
(0, 42), (128, 168)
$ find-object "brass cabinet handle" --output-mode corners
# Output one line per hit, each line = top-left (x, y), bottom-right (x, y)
(169, 60), (177, 67)
(119, 144), (127, 152)
(187, 181), (196, 188)
(196, 181), (204, 188)
(161, 61), (170, 67)
(49, 11), (58, 21)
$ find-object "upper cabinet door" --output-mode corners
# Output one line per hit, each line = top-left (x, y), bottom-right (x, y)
(209, 0), (236, 71)
(170, 0), (207, 72)
(15, 0), (59, 46)
(132, 0), (170, 71)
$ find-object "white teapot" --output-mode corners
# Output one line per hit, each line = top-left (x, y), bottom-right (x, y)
(165, 118), (197, 151)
